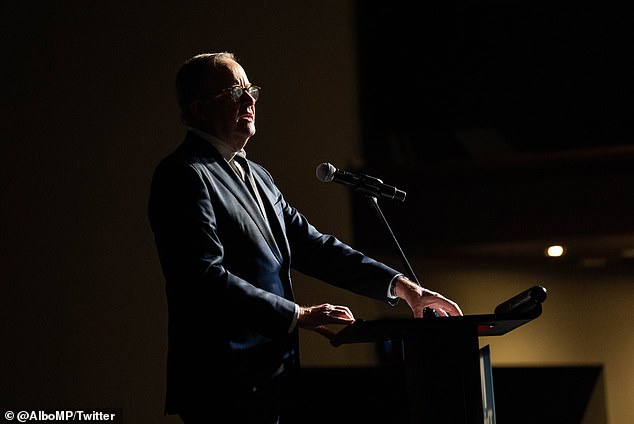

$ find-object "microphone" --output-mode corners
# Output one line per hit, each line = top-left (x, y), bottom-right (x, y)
(316, 162), (406, 202)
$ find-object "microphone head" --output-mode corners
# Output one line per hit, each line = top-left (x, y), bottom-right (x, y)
(316, 162), (336, 182)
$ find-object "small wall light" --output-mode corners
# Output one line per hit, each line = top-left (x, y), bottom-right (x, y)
(546, 245), (565, 257)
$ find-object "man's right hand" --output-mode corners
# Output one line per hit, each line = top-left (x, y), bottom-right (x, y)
(297, 303), (355, 340)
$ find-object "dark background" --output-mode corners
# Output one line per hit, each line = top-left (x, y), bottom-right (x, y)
(357, 2), (632, 159)
(353, 1), (634, 260)
(2, 1), (632, 423)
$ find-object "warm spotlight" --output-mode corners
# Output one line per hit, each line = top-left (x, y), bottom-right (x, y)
(546, 245), (565, 257)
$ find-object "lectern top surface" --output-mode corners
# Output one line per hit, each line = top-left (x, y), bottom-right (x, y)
(331, 306), (542, 347)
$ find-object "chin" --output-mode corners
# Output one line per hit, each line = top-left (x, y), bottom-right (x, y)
(238, 124), (256, 138)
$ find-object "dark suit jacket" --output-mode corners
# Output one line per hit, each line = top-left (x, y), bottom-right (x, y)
(148, 131), (399, 413)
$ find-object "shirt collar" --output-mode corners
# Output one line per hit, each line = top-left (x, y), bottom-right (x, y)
(187, 127), (246, 163)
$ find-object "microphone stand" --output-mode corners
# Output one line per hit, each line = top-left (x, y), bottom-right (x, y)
(365, 195), (421, 287)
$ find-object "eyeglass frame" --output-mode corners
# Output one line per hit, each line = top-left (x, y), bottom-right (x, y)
(197, 85), (261, 103)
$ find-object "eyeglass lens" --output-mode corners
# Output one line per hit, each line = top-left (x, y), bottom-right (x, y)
(231, 86), (259, 102)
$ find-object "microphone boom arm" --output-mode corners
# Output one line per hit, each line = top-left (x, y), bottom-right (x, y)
(366, 195), (421, 286)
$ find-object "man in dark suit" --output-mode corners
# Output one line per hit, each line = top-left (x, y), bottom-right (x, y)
(148, 52), (462, 423)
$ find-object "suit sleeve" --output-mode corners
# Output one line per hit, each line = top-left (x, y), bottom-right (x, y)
(281, 197), (400, 303)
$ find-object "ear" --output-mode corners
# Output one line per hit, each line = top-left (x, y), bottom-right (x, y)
(189, 100), (206, 122)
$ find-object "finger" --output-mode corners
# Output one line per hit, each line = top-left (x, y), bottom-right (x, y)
(330, 306), (355, 320)
(428, 299), (463, 317)
(325, 314), (355, 326)
(336, 305), (355, 320)
(331, 317), (355, 325)
(444, 302), (463, 316)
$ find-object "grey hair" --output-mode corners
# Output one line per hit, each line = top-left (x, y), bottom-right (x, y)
(175, 52), (236, 126)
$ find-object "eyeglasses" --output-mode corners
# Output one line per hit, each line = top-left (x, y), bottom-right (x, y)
(199, 85), (261, 103)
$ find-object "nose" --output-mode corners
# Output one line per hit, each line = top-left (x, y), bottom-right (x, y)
(241, 91), (257, 105)
(242, 90), (257, 103)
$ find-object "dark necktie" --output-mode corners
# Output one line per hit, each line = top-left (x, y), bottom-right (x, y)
(234, 152), (290, 292)
(233, 153), (268, 220)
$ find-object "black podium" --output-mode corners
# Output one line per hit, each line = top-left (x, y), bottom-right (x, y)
(331, 288), (545, 424)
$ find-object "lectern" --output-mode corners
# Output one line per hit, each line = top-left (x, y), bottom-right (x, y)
(331, 287), (546, 424)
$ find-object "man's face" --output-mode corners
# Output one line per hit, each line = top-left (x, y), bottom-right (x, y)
(193, 60), (257, 150)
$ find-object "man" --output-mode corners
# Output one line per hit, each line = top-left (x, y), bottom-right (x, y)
(148, 52), (462, 423)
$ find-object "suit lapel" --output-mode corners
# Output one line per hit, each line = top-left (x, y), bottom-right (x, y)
(250, 168), (294, 301)
(251, 170), (290, 259)
(211, 164), (284, 264)
(181, 132), (285, 264)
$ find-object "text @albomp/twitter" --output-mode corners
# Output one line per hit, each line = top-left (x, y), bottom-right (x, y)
(3, 410), (121, 422)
